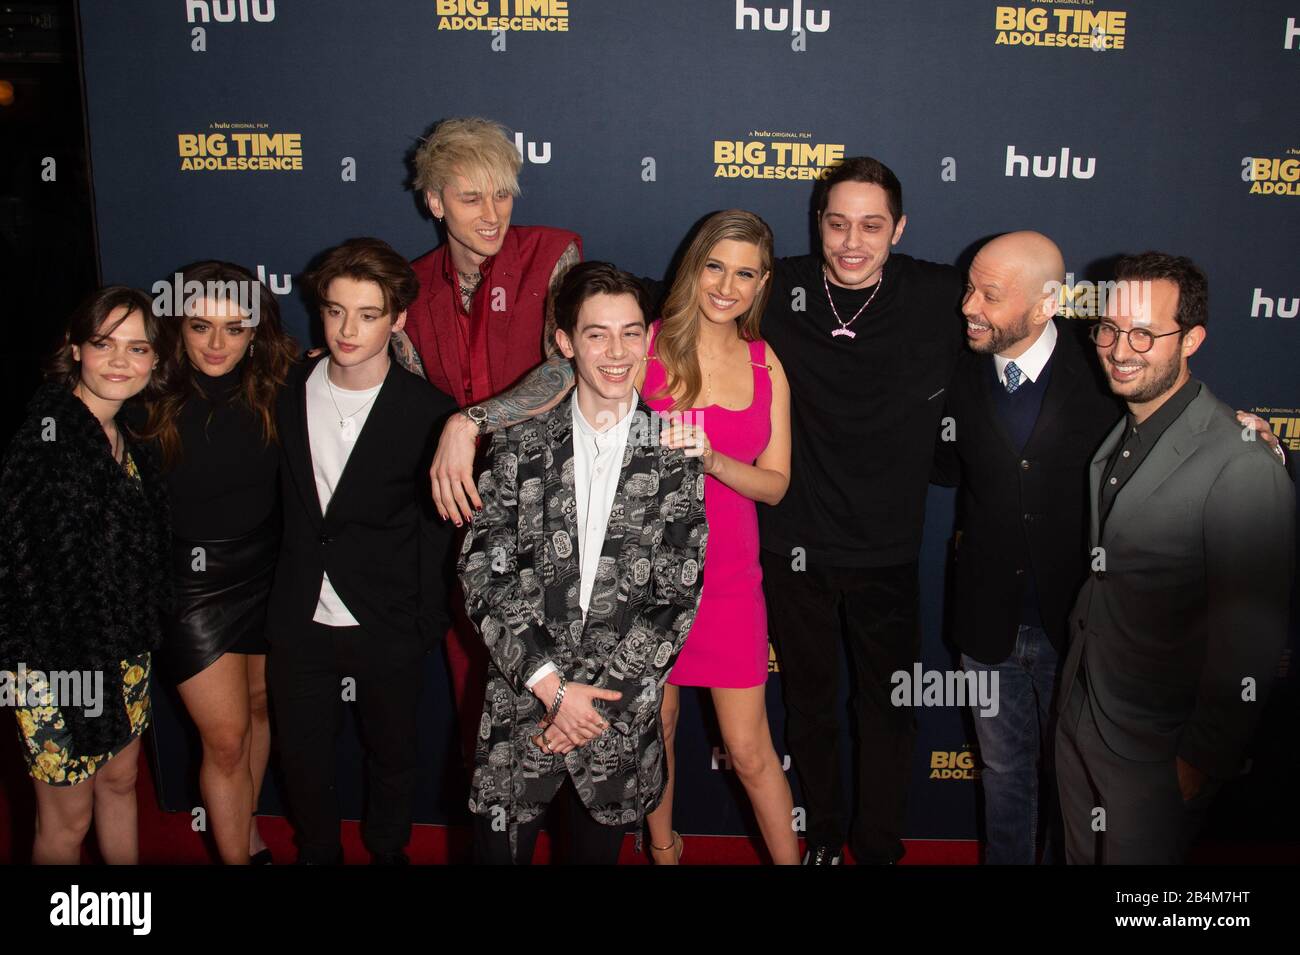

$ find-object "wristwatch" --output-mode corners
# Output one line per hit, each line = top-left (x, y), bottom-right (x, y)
(462, 406), (487, 435)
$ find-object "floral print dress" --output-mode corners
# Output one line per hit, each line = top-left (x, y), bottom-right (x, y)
(8, 451), (152, 786)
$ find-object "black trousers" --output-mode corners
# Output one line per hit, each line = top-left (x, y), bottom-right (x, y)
(472, 779), (626, 865)
(270, 621), (423, 863)
(1055, 675), (1220, 864)
(761, 551), (920, 863)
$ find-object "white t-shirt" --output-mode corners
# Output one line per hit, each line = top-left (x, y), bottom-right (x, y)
(306, 359), (383, 627)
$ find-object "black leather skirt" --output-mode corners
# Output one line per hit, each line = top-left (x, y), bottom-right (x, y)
(162, 511), (279, 684)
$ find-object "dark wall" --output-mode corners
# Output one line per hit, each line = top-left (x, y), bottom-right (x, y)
(0, 1), (97, 444)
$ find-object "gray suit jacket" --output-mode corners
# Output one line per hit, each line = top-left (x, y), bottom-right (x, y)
(1059, 381), (1295, 779)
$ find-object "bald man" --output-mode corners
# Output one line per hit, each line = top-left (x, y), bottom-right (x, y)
(933, 234), (1283, 864)
(932, 231), (1124, 864)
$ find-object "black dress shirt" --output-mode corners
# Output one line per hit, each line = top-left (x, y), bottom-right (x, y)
(1099, 378), (1202, 532)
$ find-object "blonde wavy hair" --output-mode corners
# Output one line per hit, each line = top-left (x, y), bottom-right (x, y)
(650, 209), (773, 412)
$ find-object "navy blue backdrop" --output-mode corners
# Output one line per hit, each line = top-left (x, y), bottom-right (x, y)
(76, 0), (1299, 848)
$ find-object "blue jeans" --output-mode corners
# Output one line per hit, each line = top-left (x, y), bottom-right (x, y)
(962, 625), (1061, 865)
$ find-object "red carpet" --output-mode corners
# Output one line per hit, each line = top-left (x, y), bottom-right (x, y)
(0, 744), (979, 864)
(3, 744), (1293, 864)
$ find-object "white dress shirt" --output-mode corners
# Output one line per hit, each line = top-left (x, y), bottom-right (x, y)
(305, 359), (383, 627)
(994, 317), (1058, 388)
(524, 390), (639, 690)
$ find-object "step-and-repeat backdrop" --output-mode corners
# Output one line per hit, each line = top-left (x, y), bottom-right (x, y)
(78, 0), (1298, 847)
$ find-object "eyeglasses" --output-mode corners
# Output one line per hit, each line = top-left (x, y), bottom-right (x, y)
(1088, 322), (1183, 353)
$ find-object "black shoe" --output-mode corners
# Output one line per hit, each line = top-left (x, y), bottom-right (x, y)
(370, 851), (410, 866)
(802, 845), (843, 865)
(249, 848), (274, 865)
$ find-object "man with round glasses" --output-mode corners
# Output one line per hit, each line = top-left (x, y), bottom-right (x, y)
(1088, 318), (1182, 353)
(1055, 252), (1294, 864)
(1086, 319), (1190, 363)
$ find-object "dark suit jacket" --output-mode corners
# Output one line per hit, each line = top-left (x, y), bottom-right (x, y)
(459, 392), (708, 830)
(268, 354), (457, 658)
(1058, 382), (1295, 779)
(934, 323), (1123, 662)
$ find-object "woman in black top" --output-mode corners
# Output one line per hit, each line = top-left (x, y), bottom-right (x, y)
(0, 287), (170, 864)
(142, 261), (296, 864)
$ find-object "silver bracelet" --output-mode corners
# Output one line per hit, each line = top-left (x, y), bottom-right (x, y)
(544, 676), (567, 726)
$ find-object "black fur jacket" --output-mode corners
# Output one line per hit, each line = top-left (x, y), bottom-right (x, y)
(0, 382), (171, 756)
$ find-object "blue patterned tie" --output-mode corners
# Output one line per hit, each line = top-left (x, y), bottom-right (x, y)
(1004, 361), (1023, 394)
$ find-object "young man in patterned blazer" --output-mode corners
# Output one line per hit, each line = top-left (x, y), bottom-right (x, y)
(458, 261), (708, 864)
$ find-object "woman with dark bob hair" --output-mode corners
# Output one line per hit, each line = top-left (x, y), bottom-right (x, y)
(0, 286), (171, 864)
(139, 260), (297, 864)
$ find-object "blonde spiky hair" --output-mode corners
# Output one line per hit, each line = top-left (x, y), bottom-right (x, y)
(412, 116), (522, 206)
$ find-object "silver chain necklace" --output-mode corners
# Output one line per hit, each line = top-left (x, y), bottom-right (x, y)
(325, 362), (380, 437)
(823, 263), (884, 339)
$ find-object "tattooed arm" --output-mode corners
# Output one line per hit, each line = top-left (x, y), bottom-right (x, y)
(469, 237), (580, 427)
(390, 328), (427, 379)
(543, 240), (581, 359)
(432, 358), (575, 524)
(430, 240), (581, 525)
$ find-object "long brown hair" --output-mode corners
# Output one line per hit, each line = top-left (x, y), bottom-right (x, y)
(650, 209), (773, 412)
(142, 261), (297, 468)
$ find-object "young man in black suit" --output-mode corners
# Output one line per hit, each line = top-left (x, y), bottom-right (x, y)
(268, 238), (456, 865)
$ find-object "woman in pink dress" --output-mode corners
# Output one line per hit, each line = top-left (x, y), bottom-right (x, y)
(638, 210), (798, 864)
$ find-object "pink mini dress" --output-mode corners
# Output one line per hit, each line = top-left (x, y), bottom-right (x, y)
(643, 320), (772, 688)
